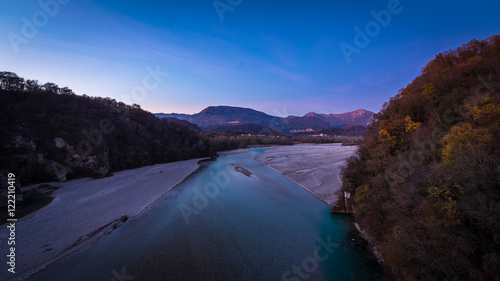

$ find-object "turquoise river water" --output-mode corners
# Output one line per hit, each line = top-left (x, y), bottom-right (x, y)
(28, 147), (382, 281)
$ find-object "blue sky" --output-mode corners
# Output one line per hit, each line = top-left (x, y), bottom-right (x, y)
(1, 0), (499, 116)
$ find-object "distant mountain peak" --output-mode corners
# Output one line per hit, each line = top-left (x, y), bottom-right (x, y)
(304, 112), (319, 117)
(352, 108), (369, 113)
(301, 109), (374, 128)
(305, 109), (372, 117)
(199, 105), (271, 116)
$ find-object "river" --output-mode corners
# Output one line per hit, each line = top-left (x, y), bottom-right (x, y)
(28, 147), (381, 281)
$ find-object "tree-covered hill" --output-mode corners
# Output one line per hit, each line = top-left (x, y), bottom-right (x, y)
(340, 35), (500, 280)
(0, 72), (211, 186)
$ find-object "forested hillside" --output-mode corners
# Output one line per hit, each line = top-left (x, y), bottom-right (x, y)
(341, 35), (500, 280)
(0, 73), (211, 186)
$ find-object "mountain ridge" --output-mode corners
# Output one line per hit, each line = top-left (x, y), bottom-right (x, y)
(155, 106), (374, 133)
(304, 109), (374, 127)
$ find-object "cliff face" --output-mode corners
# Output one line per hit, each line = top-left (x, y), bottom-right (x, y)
(4, 133), (110, 183)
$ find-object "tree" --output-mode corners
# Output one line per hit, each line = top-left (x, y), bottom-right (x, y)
(42, 82), (59, 93)
(26, 79), (40, 92)
(441, 123), (493, 170)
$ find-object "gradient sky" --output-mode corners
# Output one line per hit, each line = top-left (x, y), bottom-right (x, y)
(1, 0), (499, 116)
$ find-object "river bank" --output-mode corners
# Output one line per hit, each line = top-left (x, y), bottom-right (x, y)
(0, 158), (205, 281)
(254, 144), (358, 205)
(254, 144), (391, 278)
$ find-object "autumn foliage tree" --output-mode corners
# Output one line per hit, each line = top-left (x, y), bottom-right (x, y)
(341, 35), (500, 280)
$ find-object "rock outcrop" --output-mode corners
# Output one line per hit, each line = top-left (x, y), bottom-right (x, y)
(330, 192), (354, 214)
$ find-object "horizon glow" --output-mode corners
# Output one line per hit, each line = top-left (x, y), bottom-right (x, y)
(1, 0), (499, 116)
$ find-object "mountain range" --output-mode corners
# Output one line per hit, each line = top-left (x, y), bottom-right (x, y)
(155, 106), (374, 135)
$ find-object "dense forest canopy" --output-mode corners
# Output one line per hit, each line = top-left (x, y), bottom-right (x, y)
(0, 74), (212, 185)
(341, 35), (500, 280)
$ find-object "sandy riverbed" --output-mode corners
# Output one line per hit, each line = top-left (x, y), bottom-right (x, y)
(255, 144), (358, 205)
(0, 158), (205, 281)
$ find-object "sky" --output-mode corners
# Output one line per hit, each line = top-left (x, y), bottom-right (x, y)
(1, 0), (499, 117)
